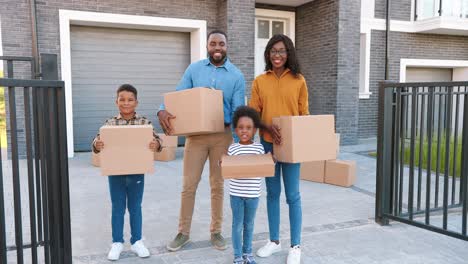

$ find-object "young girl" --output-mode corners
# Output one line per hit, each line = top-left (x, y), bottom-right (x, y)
(249, 34), (309, 264)
(227, 106), (265, 264)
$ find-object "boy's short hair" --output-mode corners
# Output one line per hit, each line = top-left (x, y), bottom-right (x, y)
(232, 106), (262, 129)
(117, 84), (137, 99)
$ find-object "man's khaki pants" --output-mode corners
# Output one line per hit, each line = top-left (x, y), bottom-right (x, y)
(178, 127), (233, 235)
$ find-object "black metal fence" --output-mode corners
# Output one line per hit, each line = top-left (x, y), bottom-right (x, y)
(0, 55), (72, 263)
(376, 81), (468, 241)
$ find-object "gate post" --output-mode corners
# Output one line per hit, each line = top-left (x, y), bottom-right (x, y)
(376, 82), (394, 225)
(40, 54), (72, 264)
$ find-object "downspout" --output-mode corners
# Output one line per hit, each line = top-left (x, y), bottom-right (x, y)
(385, 0), (390, 80)
(28, 0), (40, 79)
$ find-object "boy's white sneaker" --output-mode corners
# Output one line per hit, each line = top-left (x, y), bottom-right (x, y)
(287, 245), (301, 264)
(131, 240), (150, 258)
(256, 241), (281, 258)
(107, 242), (124, 261)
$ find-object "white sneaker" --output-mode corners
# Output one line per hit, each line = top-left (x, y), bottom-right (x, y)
(256, 241), (281, 258)
(107, 242), (124, 261)
(287, 245), (301, 264)
(131, 240), (150, 258)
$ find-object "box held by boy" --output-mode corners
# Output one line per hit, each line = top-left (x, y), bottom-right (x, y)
(99, 125), (155, 176)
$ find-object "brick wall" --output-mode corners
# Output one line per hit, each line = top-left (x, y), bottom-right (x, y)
(375, 0), (412, 20)
(359, 30), (468, 139)
(297, 0), (360, 145)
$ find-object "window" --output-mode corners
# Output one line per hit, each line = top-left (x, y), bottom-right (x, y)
(416, 0), (468, 19)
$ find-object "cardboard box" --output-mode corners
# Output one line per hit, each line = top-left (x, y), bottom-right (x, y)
(164, 87), (224, 136)
(91, 151), (100, 167)
(336, 133), (340, 155)
(154, 146), (177, 161)
(272, 115), (337, 163)
(324, 160), (356, 187)
(221, 153), (275, 179)
(157, 134), (178, 147)
(300, 161), (325, 183)
(99, 125), (155, 176)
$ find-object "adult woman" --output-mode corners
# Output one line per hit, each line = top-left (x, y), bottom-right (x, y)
(249, 34), (309, 264)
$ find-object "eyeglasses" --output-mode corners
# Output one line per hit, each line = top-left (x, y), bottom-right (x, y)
(269, 49), (287, 56)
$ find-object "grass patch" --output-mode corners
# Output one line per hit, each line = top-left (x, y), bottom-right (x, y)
(371, 135), (462, 177)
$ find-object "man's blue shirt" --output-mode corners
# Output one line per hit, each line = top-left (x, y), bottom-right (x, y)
(159, 58), (246, 124)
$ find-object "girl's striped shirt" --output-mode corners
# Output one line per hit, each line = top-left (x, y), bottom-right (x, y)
(227, 142), (265, 198)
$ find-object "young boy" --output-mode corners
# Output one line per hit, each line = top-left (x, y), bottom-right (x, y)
(92, 84), (162, 261)
(227, 106), (265, 264)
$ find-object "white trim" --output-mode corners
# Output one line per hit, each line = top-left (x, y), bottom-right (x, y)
(400, 59), (468, 82)
(59, 10), (206, 157)
(255, 8), (295, 42)
(361, 17), (468, 35)
(359, 31), (372, 99)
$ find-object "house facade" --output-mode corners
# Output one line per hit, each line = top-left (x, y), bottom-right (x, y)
(1, 0), (468, 157)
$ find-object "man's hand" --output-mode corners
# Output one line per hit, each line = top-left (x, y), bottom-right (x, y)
(157, 110), (176, 135)
(95, 137), (105, 151)
(149, 139), (160, 152)
(267, 124), (282, 145)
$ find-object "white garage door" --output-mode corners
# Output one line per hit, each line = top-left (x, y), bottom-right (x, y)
(70, 26), (190, 151)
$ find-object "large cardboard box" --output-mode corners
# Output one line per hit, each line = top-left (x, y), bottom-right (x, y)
(99, 125), (155, 176)
(154, 147), (177, 161)
(272, 115), (337, 163)
(300, 161), (325, 183)
(221, 153), (275, 179)
(164, 87), (224, 136)
(91, 151), (100, 167)
(324, 160), (356, 187)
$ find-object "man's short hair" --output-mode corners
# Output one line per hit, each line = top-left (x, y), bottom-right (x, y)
(207, 30), (228, 41)
(116, 84), (137, 99)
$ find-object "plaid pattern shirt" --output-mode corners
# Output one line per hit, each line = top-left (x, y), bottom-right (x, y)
(92, 113), (163, 153)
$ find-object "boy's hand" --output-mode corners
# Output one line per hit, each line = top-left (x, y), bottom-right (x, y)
(149, 139), (160, 152)
(157, 110), (176, 135)
(267, 124), (282, 145)
(95, 137), (104, 151)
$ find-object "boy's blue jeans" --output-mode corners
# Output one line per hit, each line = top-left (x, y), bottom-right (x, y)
(108, 174), (144, 245)
(261, 139), (302, 246)
(230, 195), (259, 258)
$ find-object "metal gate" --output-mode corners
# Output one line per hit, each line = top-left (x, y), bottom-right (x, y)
(0, 54), (72, 263)
(376, 81), (468, 241)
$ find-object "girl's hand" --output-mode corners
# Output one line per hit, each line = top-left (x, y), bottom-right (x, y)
(149, 139), (160, 152)
(95, 137), (104, 151)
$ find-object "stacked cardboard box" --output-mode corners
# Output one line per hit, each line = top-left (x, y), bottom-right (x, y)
(275, 115), (355, 187)
(164, 87), (224, 136)
(91, 151), (100, 167)
(154, 134), (178, 161)
(99, 125), (155, 176)
(221, 153), (275, 179)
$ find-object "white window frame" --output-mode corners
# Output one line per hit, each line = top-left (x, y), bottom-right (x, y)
(400, 59), (468, 82)
(59, 10), (206, 157)
(255, 9), (295, 41)
(359, 31), (372, 99)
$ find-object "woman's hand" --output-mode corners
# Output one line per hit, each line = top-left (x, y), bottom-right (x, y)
(267, 124), (282, 145)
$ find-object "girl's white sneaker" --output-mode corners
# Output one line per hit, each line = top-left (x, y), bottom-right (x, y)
(131, 240), (150, 258)
(107, 242), (124, 261)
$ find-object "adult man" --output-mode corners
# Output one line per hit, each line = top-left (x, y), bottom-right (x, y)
(158, 30), (245, 251)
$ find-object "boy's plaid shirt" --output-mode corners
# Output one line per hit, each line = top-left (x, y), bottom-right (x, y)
(92, 113), (163, 153)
